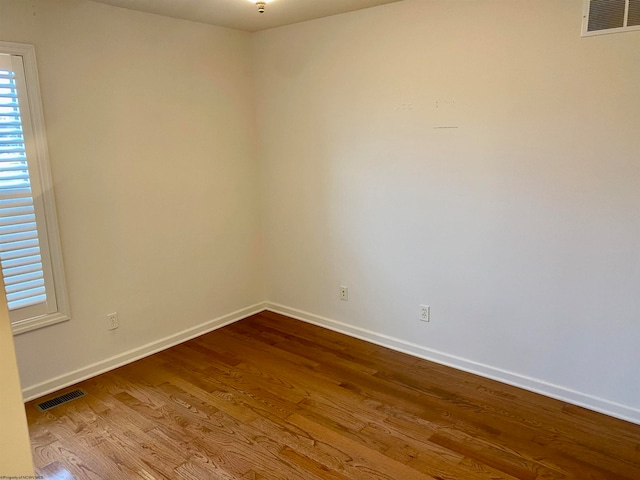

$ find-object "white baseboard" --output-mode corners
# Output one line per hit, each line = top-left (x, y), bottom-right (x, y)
(25, 300), (640, 426)
(22, 302), (267, 402)
(265, 302), (640, 426)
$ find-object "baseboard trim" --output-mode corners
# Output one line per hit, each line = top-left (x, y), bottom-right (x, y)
(22, 302), (267, 402)
(265, 302), (640, 425)
(25, 301), (640, 425)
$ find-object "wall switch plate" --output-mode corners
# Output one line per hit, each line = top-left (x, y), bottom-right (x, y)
(420, 305), (430, 322)
(339, 286), (349, 301)
(107, 312), (119, 330)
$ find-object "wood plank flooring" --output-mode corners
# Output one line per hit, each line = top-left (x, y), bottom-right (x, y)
(26, 311), (640, 479)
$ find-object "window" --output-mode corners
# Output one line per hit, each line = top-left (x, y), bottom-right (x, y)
(582, 0), (640, 36)
(0, 42), (69, 335)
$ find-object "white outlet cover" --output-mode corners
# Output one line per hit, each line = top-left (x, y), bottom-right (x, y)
(420, 305), (430, 322)
(107, 312), (119, 330)
(339, 286), (348, 301)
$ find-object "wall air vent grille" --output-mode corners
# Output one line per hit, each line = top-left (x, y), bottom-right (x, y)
(36, 388), (87, 412)
(583, 0), (640, 36)
(628, 0), (640, 25)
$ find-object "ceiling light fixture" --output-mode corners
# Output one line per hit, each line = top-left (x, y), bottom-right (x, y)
(248, 0), (272, 13)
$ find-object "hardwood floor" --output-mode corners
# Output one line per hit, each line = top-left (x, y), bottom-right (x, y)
(26, 311), (640, 479)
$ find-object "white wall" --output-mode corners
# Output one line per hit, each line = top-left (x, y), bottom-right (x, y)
(2, 0), (639, 424)
(254, 0), (640, 421)
(0, 0), (264, 394)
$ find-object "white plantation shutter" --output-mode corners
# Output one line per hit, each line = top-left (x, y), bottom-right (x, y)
(0, 46), (69, 334)
(0, 67), (49, 312)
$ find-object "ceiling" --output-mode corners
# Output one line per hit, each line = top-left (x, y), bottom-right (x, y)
(89, 0), (404, 32)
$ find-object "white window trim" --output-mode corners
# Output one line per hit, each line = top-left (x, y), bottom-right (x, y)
(0, 41), (70, 335)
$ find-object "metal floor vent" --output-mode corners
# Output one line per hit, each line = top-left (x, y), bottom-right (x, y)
(36, 388), (87, 412)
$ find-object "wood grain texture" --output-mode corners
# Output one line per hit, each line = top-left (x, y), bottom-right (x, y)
(26, 311), (640, 479)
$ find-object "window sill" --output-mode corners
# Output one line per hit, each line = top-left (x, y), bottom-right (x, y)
(12, 312), (71, 335)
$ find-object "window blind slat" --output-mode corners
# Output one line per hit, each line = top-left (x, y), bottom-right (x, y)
(0, 220), (37, 234)
(0, 188), (32, 200)
(0, 172), (30, 182)
(5, 272), (44, 293)
(1, 253), (41, 269)
(3, 260), (42, 278)
(0, 214), (37, 226)
(0, 145), (26, 151)
(0, 238), (40, 253)
(0, 198), (32, 208)
(5, 278), (44, 294)
(0, 172), (30, 181)
(0, 211), (34, 222)
(0, 229), (39, 245)
(9, 294), (46, 310)
(7, 285), (46, 302)
(0, 246), (41, 261)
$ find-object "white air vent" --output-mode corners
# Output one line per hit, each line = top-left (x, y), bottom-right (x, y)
(583, 0), (640, 36)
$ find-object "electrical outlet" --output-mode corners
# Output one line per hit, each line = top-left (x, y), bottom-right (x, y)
(107, 312), (119, 330)
(420, 305), (430, 322)
(339, 286), (349, 301)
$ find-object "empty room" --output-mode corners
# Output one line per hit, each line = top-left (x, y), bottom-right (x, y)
(1, 0), (639, 478)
